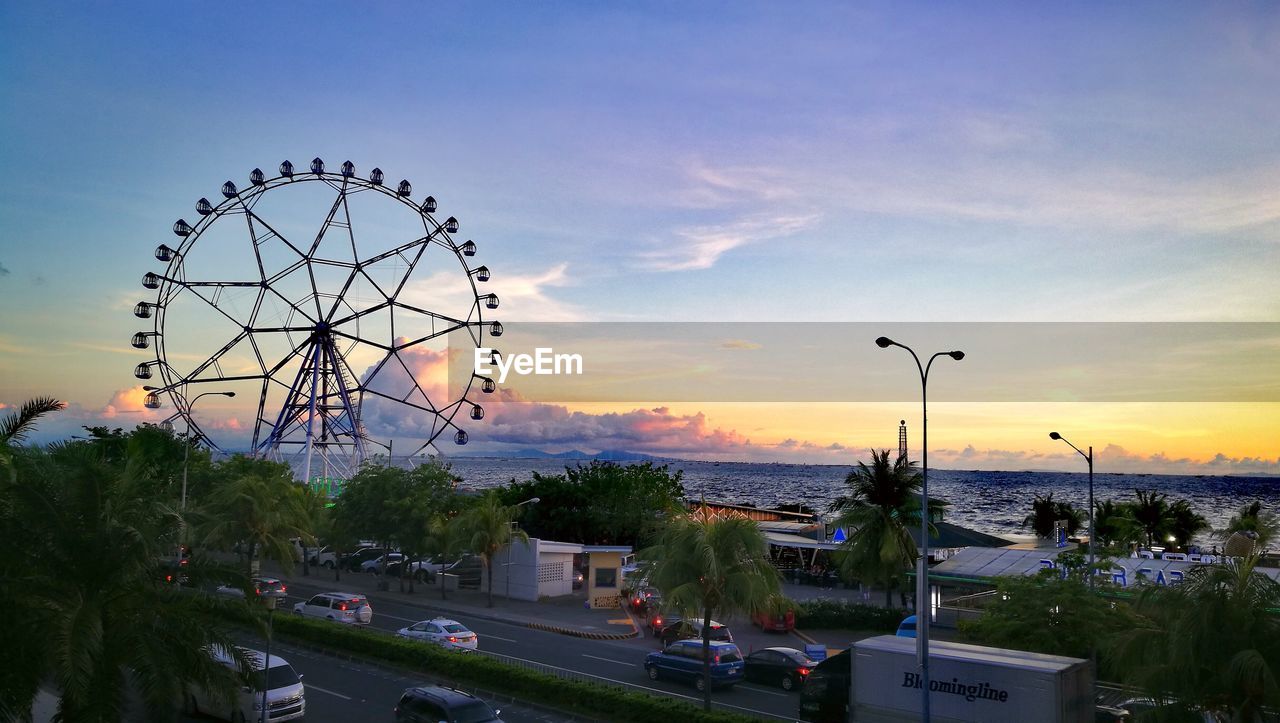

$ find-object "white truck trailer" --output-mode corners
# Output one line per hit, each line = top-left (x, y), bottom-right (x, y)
(850, 635), (1093, 723)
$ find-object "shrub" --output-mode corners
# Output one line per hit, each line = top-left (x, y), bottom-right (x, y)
(794, 598), (904, 631)
(270, 615), (754, 722)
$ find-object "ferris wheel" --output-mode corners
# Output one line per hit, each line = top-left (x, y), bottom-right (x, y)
(131, 158), (502, 481)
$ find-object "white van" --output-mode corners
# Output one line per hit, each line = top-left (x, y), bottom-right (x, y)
(184, 646), (306, 722)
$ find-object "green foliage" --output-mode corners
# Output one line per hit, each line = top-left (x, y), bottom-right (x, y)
(829, 450), (945, 605)
(641, 514), (781, 710)
(1108, 555), (1280, 722)
(270, 615), (754, 722)
(0, 414), (256, 722)
(195, 455), (311, 575)
(959, 569), (1135, 675)
(1022, 491), (1084, 538)
(792, 599), (904, 632)
(457, 492), (530, 606)
(1220, 501), (1280, 547)
(1093, 499), (1139, 549)
(495, 461), (685, 547)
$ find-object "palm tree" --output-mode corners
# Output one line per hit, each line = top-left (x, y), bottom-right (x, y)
(641, 514), (782, 711)
(1109, 555), (1280, 721)
(829, 449), (944, 606)
(1168, 499), (1209, 550)
(1092, 499), (1138, 550)
(1128, 489), (1173, 549)
(1021, 492), (1084, 539)
(1220, 501), (1280, 548)
(0, 397), (64, 475)
(0, 427), (252, 721)
(458, 494), (529, 607)
(424, 513), (463, 600)
(196, 455), (313, 576)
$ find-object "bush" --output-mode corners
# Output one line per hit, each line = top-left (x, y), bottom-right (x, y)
(271, 615), (755, 722)
(794, 598), (904, 631)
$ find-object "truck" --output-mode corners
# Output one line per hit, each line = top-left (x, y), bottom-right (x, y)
(800, 635), (1093, 723)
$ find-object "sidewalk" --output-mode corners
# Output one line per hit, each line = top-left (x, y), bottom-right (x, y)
(280, 564), (640, 640)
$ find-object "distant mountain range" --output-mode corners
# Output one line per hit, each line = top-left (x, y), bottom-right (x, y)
(452, 448), (660, 461)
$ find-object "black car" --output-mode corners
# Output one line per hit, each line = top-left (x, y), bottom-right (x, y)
(395, 685), (502, 722)
(443, 555), (483, 588)
(744, 646), (816, 691)
(798, 649), (849, 723)
(341, 547), (388, 572)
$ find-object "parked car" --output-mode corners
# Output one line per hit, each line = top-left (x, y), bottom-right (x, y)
(394, 685), (502, 722)
(743, 646), (816, 691)
(753, 608), (796, 632)
(341, 546), (389, 572)
(658, 618), (733, 646)
(291, 592), (372, 624)
(644, 640), (745, 691)
(629, 586), (661, 613)
(397, 617), (479, 651)
(215, 577), (288, 601)
(646, 608), (679, 636)
(183, 645), (305, 722)
(309, 545), (338, 568)
(158, 555), (189, 586)
(387, 555), (456, 581)
(443, 555), (483, 588)
(1118, 698), (1216, 723)
(572, 567), (585, 590)
(361, 552), (405, 574)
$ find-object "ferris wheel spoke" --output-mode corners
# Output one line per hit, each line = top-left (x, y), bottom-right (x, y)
(361, 387), (439, 415)
(328, 328), (393, 353)
(241, 206), (310, 280)
(389, 300), (471, 330)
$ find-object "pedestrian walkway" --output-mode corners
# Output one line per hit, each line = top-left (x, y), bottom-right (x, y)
(279, 563), (639, 640)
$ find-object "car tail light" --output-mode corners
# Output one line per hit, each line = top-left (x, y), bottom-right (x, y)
(339, 603), (347, 611)
(448, 636), (457, 643)
(280, 586), (286, 593)
(654, 618), (662, 626)
(798, 667), (810, 676)
(165, 574), (173, 583)
(714, 655), (720, 664)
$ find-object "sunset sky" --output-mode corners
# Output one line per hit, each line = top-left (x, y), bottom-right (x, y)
(1, 3), (1278, 474)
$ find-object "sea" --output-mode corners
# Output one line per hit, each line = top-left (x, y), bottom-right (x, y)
(442, 457), (1279, 539)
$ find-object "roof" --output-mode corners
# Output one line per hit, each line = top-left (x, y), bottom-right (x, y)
(764, 530), (841, 551)
(907, 521), (1015, 550)
(930, 546), (1280, 587)
(856, 635), (1088, 671)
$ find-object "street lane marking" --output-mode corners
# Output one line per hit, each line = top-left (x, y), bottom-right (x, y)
(485, 634), (517, 642)
(304, 684), (352, 700)
(582, 654), (637, 667)
(739, 684), (789, 698)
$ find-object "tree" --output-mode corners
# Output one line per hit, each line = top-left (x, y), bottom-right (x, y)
(0, 396), (64, 476)
(1109, 555), (1280, 721)
(495, 461), (685, 547)
(641, 514), (782, 711)
(1022, 492), (1084, 539)
(961, 553), (1134, 676)
(1220, 501), (1279, 548)
(196, 455), (312, 575)
(1168, 499), (1209, 550)
(1093, 499), (1138, 550)
(829, 450), (945, 606)
(0, 419), (253, 722)
(1128, 489), (1173, 549)
(457, 493), (529, 607)
(423, 513), (464, 600)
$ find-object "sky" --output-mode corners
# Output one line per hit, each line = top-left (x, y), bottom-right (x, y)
(1, 2), (1278, 475)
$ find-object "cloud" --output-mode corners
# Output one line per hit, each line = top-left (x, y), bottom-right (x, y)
(720, 339), (762, 350)
(639, 213), (819, 271)
(101, 386), (164, 420)
(0, 261), (9, 277)
(400, 263), (584, 322)
(927, 442), (1280, 476)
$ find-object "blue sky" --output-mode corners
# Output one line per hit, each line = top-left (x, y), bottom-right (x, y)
(1, 2), (1278, 472)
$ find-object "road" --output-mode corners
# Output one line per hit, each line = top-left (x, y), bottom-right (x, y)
(278, 577), (802, 720)
(179, 636), (564, 723)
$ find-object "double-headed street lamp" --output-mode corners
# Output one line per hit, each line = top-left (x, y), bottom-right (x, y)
(875, 336), (964, 723)
(1049, 432), (1094, 586)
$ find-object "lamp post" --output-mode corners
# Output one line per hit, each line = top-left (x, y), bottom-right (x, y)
(1049, 431), (1097, 713)
(145, 387), (236, 513)
(1049, 433), (1094, 586)
(505, 497), (540, 600)
(259, 595), (278, 723)
(875, 336), (964, 723)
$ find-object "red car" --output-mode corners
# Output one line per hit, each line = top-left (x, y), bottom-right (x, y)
(753, 609), (796, 632)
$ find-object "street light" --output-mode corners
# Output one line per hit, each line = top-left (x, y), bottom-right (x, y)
(145, 388), (236, 513)
(259, 596), (278, 723)
(505, 497), (540, 600)
(1049, 431), (1097, 718)
(1049, 432), (1095, 585)
(875, 336), (964, 723)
